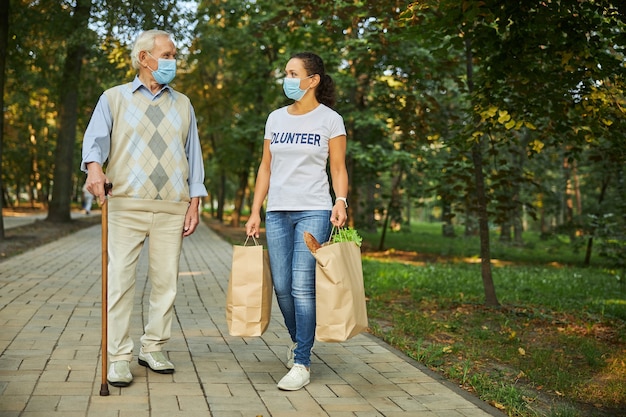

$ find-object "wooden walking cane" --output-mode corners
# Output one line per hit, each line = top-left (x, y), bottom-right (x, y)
(100, 183), (112, 396)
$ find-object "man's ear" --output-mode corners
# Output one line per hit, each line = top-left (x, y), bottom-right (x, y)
(139, 51), (149, 67)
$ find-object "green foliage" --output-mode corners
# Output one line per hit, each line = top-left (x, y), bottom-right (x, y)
(393, 0), (626, 264)
(331, 227), (363, 247)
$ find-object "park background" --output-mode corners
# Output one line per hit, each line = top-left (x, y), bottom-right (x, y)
(0, 1), (624, 416)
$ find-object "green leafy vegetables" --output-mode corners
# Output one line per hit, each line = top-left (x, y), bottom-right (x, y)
(332, 227), (362, 247)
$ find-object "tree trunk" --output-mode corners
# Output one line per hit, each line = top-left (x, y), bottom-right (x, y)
(499, 222), (511, 243)
(356, 182), (377, 233)
(466, 36), (499, 307)
(584, 174), (610, 266)
(573, 161), (582, 217)
(513, 214), (524, 247)
(441, 199), (456, 237)
(0, 0), (9, 239)
(405, 190), (411, 228)
(230, 170), (248, 228)
(46, 0), (92, 222)
(378, 167), (404, 251)
(345, 148), (355, 228)
(216, 171), (225, 222)
(512, 144), (525, 247)
(463, 203), (479, 236)
(472, 141), (499, 306)
(538, 193), (548, 237)
(562, 157), (575, 240)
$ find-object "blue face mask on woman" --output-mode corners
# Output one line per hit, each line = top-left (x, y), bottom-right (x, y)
(282, 75), (314, 101)
(148, 53), (177, 85)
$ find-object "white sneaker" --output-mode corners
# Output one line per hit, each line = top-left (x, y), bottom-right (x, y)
(277, 364), (310, 391)
(107, 360), (132, 387)
(286, 342), (297, 368)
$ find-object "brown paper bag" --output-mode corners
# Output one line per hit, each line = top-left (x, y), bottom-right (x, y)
(311, 237), (368, 342)
(226, 237), (273, 337)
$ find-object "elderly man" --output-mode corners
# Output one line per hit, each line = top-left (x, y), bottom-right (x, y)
(81, 29), (208, 387)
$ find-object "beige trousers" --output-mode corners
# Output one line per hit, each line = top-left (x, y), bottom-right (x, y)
(106, 198), (188, 362)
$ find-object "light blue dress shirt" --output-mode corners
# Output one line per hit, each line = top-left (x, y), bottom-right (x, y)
(81, 76), (208, 198)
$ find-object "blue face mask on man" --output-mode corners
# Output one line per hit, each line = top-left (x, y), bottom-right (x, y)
(147, 52), (177, 85)
(282, 75), (314, 101)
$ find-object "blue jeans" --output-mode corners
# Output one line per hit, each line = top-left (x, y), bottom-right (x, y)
(265, 210), (332, 367)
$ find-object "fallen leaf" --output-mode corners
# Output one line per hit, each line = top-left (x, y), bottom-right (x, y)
(491, 401), (506, 410)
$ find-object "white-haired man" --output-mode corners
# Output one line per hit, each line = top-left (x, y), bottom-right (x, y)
(81, 29), (207, 387)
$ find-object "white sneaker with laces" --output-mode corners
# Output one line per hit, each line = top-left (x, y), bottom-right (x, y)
(286, 342), (297, 368)
(277, 364), (310, 391)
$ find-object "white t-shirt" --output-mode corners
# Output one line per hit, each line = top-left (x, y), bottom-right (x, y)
(264, 104), (346, 211)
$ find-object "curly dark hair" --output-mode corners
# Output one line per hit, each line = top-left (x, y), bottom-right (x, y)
(291, 52), (336, 108)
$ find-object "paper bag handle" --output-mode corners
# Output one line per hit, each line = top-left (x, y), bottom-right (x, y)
(243, 235), (261, 246)
(326, 225), (350, 245)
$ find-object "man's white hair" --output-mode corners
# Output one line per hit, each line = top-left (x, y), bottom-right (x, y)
(130, 30), (175, 70)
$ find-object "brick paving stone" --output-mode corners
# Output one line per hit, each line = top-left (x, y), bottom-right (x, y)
(57, 395), (90, 411)
(20, 412), (88, 417)
(0, 220), (504, 417)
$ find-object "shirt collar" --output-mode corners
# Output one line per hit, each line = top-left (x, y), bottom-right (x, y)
(132, 75), (172, 97)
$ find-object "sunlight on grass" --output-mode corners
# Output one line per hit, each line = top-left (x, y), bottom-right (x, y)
(360, 221), (618, 267)
(361, 223), (626, 417)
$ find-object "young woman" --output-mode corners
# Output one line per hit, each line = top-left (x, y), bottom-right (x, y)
(245, 52), (349, 391)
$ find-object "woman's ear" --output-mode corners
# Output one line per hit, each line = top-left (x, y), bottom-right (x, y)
(312, 74), (321, 88)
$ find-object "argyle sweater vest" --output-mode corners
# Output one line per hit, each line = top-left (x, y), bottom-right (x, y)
(104, 83), (191, 202)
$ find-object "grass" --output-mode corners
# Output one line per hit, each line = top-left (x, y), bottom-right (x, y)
(359, 222), (618, 268)
(360, 222), (626, 417)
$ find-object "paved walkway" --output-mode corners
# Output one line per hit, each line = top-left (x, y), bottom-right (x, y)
(3, 210), (89, 230)
(0, 220), (504, 417)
